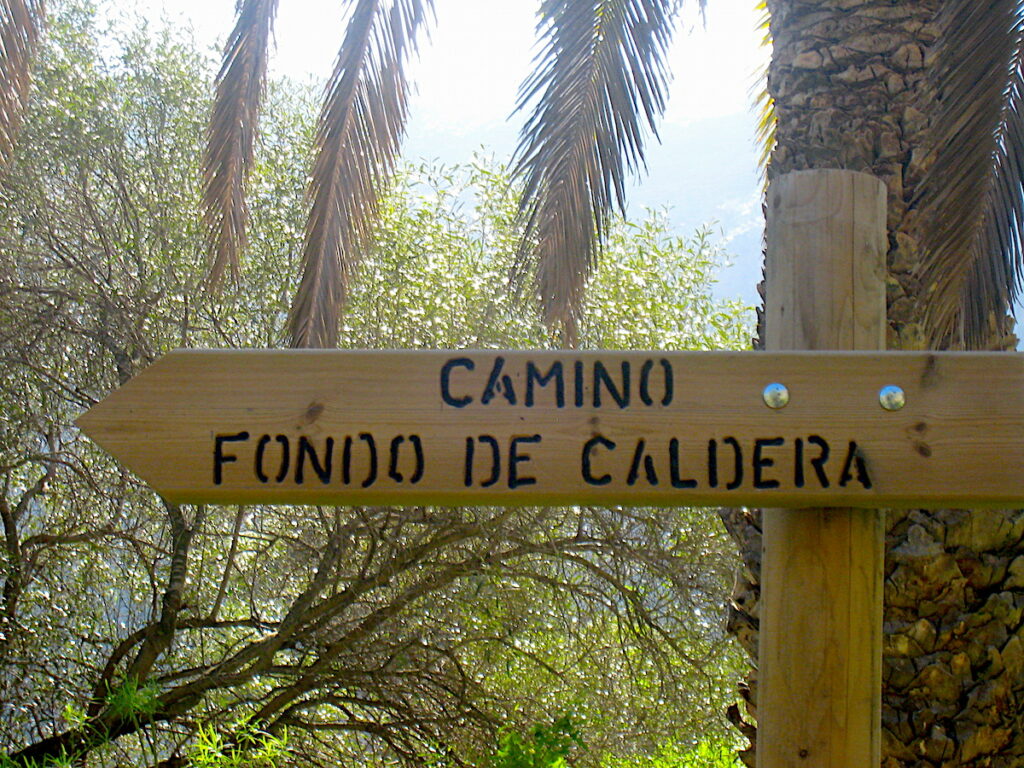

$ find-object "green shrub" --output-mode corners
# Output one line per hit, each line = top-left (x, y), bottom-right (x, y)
(487, 716), (584, 768)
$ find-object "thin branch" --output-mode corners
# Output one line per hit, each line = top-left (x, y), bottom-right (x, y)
(125, 503), (204, 682)
(207, 505), (247, 621)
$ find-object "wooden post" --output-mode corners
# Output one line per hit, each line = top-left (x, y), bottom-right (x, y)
(758, 170), (886, 767)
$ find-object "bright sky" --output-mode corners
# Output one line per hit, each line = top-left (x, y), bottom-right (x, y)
(138, 0), (766, 136)
(122, 0), (768, 304)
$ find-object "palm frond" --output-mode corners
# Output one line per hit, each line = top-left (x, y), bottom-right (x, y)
(289, 0), (433, 349)
(752, 0), (773, 182)
(915, 0), (1024, 347)
(0, 0), (45, 169)
(203, 0), (279, 290)
(511, 0), (686, 347)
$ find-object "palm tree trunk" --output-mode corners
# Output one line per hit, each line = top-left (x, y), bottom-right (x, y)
(768, 0), (950, 349)
(726, 1), (1024, 765)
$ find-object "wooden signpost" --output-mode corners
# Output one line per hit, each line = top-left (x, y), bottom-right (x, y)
(77, 348), (1024, 509)
(758, 170), (886, 768)
(75, 171), (1024, 767)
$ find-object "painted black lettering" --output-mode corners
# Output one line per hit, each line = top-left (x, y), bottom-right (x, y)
(213, 432), (249, 485)
(525, 361), (564, 407)
(659, 359), (673, 406)
(582, 435), (615, 486)
(463, 437), (474, 487)
(593, 361), (629, 408)
(359, 433), (377, 488)
(342, 436), (353, 485)
(409, 435), (424, 484)
(626, 439), (659, 486)
(500, 374), (517, 404)
(724, 436), (743, 490)
(255, 434), (271, 483)
(794, 438), (805, 488)
(639, 361), (655, 406)
(481, 356), (516, 405)
(254, 435), (293, 483)
(574, 361), (584, 407)
(638, 359), (674, 406)
(707, 439), (718, 488)
(807, 435), (830, 488)
(296, 436), (333, 484)
(478, 435), (500, 488)
(669, 438), (697, 488)
(753, 437), (784, 489)
(386, 434), (425, 484)
(273, 436), (289, 483)
(509, 435), (541, 489)
(838, 441), (872, 489)
(440, 357), (474, 408)
(388, 436), (405, 482)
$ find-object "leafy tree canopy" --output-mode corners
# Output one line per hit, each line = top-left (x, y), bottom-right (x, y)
(0, 4), (751, 767)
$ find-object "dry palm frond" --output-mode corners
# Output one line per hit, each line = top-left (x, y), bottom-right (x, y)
(915, 0), (1024, 347)
(512, 0), (688, 347)
(0, 0), (45, 170)
(203, 0), (279, 290)
(289, 0), (433, 349)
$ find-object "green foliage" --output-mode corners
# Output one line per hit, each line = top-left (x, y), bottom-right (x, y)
(103, 677), (160, 722)
(346, 158), (753, 352)
(584, 219), (752, 351)
(483, 724), (741, 768)
(187, 721), (289, 767)
(678, 741), (742, 768)
(487, 717), (584, 768)
(603, 740), (741, 768)
(61, 702), (87, 730)
(0, 3), (753, 766)
(0, 751), (73, 768)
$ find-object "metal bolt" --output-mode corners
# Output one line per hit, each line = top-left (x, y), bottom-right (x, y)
(879, 385), (906, 411)
(763, 382), (790, 409)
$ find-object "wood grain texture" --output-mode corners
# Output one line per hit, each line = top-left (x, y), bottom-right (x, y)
(75, 347), (1024, 509)
(764, 170), (887, 351)
(758, 170), (886, 768)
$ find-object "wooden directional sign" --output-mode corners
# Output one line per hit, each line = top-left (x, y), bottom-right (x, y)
(76, 349), (1024, 508)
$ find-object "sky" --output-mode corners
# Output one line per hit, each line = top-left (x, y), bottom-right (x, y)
(129, 0), (768, 307)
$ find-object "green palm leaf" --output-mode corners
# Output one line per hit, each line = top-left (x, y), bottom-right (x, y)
(203, 0), (279, 290)
(289, 0), (433, 349)
(511, 0), (687, 346)
(752, 0), (773, 180)
(0, 0), (45, 169)
(916, 0), (1024, 347)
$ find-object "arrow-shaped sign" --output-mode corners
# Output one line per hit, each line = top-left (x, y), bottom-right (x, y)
(76, 349), (1024, 508)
